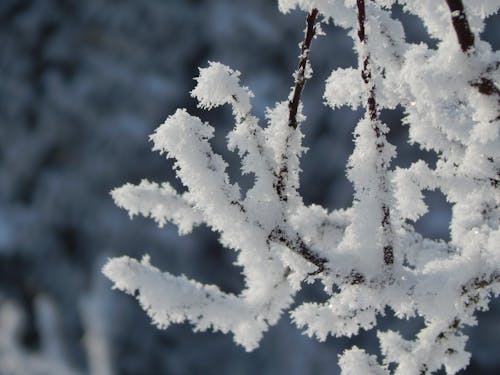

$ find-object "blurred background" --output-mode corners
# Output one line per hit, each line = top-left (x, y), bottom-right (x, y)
(0, 0), (498, 374)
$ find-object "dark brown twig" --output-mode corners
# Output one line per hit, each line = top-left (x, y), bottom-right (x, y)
(444, 0), (475, 54)
(275, 8), (319, 201)
(357, 0), (366, 45)
(267, 227), (327, 275)
(357, 0), (377, 122)
(288, 8), (318, 129)
(269, 9), (328, 276)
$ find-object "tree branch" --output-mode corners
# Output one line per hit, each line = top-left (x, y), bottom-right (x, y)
(444, 0), (475, 54)
(357, 0), (377, 121)
(288, 8), (318, 129)
(267, 227), (327, 275)
(276, 9), (319, 201)
(357, 0), (394, 266)
(270, 8), (328, 275)
(445, 0), (499, 121)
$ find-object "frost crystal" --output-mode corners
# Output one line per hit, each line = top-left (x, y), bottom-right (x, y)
(104, 1), (499, 373)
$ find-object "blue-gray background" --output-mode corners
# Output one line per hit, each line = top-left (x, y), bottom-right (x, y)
(0, 1), (498, 374)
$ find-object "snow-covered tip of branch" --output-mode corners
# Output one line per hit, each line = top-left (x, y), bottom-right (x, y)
(392, 161), (436, 221)
(339, 346), (389, 375)
(378, 324), (471, 375)
(111, 180), (203, 234)
(324, 67), (364, 110)
(191, 61), (254, 120)
(102, 255), (266, 351)
(291, 300), (378, 340)
(149, 109), (244, 234)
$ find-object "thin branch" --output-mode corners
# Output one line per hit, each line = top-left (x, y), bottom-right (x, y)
(357, 0), (366, 45)
(270, 8), (327, 275)
(434, 272), (500, 350)
(288, 8), (318, 129)
(445, 0), (500, 121)
(444, 0), (474, 54)
(382, 206), (394, 265)
(461, 271), (500, 297)
(276, 8), (318, 201)
(357, 0), (376, 121)
(357, 0), (394, 266)
(266, 227), (370, 281)
(267, 227), (327, 275)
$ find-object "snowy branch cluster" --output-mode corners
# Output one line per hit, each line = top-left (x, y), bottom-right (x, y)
(104, 0), (499, 373)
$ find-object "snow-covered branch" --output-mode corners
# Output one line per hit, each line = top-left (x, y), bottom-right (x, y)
(105, 1), (499, 373)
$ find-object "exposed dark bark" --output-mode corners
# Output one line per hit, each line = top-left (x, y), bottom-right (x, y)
(471, 77), (500, 97)
(461, 271), (500, 297)
(288, 8), (318, 129)
(357, 0), (378, 123)
(349, 270), (366, 285)
(382, 205), (394, 265)
(275, 163), (289, 201)
(276, 9), (319, 201)
(267, 227), (327, 275)
(471, 76), (500, 122)
(357, 0), (366, 42)
(444, 0), (475, 54)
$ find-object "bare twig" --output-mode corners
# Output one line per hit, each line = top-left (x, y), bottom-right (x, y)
(444, 0), (474, 54)
(276, 9), (319, 201)
(288, 8), (318, 129)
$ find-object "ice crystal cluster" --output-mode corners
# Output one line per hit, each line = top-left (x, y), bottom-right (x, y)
(103, 0), (499, 373)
